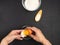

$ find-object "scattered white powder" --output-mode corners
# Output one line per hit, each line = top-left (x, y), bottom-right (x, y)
(24, 0), (40, 11)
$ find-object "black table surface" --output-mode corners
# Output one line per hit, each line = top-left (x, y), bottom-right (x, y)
(0, 0), (60, 45)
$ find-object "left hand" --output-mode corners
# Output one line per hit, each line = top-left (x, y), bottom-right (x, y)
(1, 30), (23, 45)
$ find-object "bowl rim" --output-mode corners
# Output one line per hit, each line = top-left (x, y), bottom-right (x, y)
(22, 0), (41, 11)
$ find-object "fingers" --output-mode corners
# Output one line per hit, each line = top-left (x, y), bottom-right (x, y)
(29, 34), (38, 41)
(29, 34), (35, 38)
(26, 27), (36, 32)
(6, 30), (24, 42)
(12, 35), (23, 40)
(12, 30), (23, 33)
(27, 27), (40, 33)
(9, 30), (23, 35)
(15, 35), (23, 40)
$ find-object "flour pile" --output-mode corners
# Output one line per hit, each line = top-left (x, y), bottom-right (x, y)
(24, 0), (40, 11)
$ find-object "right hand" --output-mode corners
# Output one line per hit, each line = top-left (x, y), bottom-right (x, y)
(27, 27), (52, 45)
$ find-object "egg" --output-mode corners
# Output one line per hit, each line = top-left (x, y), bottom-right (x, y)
(35, 9), (42, 22)
(21, 29), (32, 37)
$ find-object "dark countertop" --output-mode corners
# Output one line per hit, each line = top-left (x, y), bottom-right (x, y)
(0, 0), (60, 45)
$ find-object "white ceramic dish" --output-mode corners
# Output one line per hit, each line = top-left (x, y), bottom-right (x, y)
(22, 0), (41, 11)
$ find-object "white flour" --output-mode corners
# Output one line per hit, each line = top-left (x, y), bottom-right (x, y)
(24, 0), (40, 11)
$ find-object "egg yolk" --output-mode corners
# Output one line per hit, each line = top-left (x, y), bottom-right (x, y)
(23, 29), (32, 36)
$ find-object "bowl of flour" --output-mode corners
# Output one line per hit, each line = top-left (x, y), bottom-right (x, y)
(22, 0), (41, 11)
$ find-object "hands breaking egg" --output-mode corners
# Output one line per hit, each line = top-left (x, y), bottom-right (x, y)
(1, 27), (52, 45)
(21, 28), (32, 38)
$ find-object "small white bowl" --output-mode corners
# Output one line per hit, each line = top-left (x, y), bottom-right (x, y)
(22, 0), (41, 11)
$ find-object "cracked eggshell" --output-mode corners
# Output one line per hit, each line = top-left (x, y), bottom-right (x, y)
(20, 29), (32, 38)
(21, 30), (27, 38)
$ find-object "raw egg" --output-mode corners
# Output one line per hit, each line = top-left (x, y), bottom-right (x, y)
(21, 29), (32, 37)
